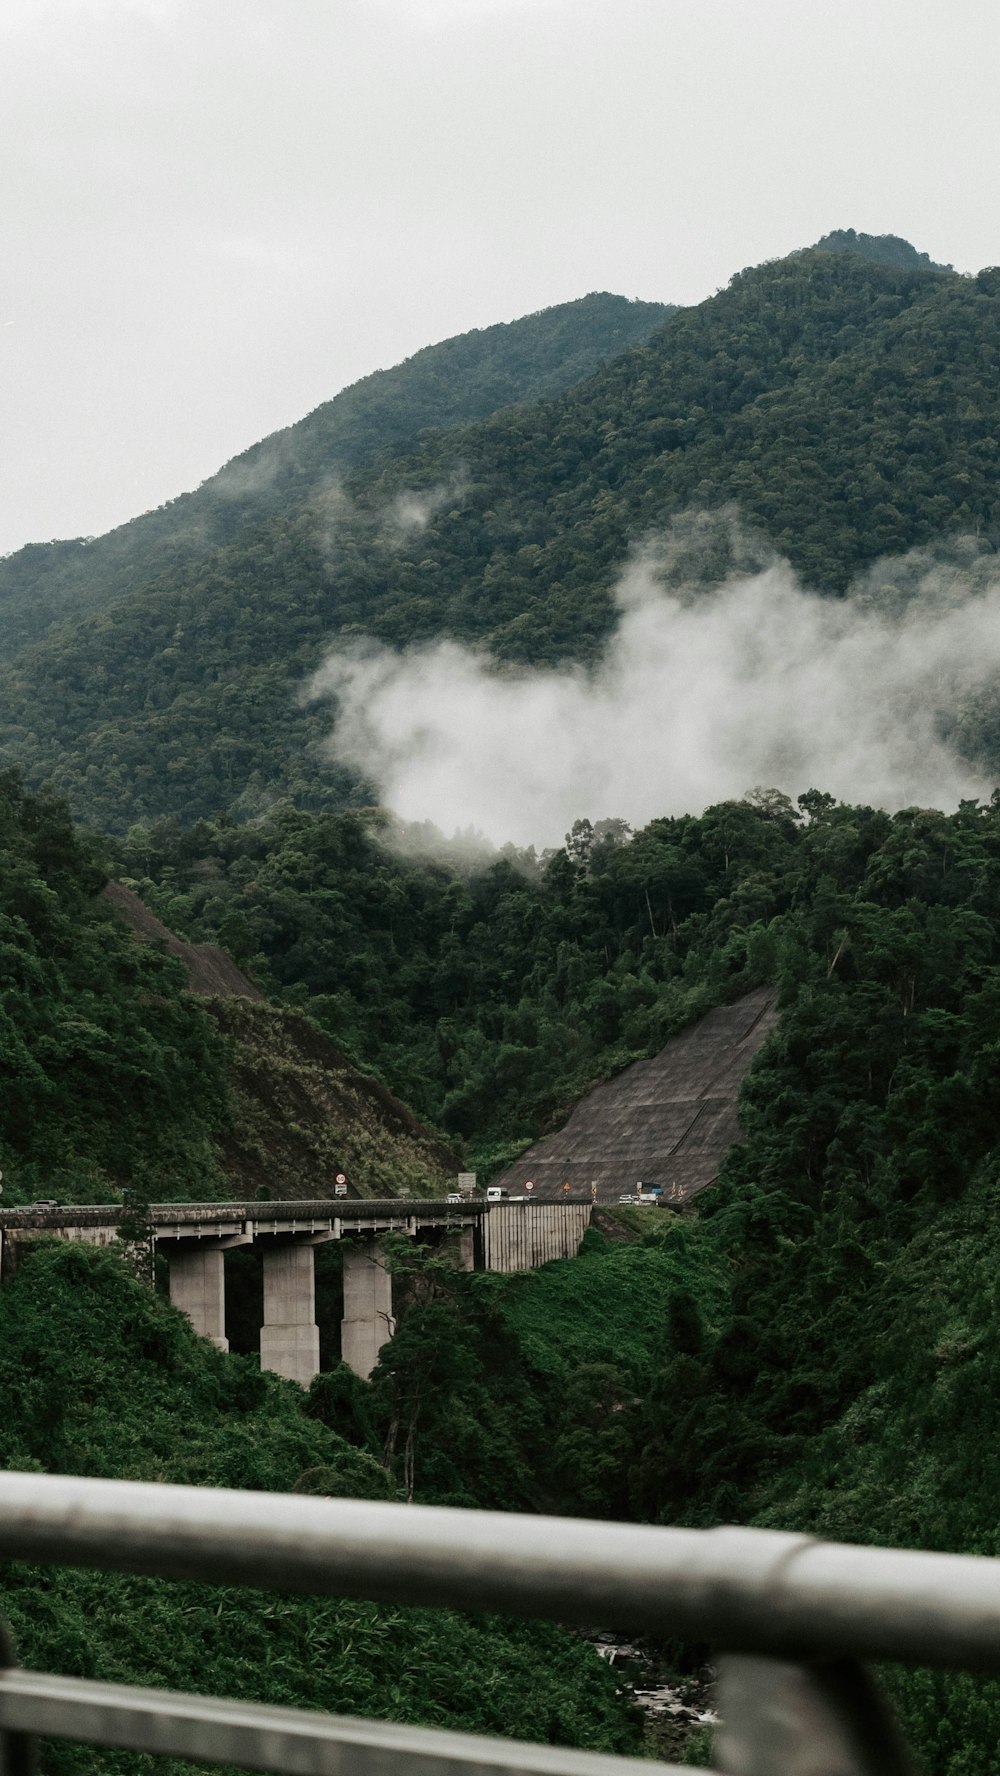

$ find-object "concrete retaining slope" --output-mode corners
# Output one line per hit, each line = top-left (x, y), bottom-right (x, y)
(492, 986), (779, 1203)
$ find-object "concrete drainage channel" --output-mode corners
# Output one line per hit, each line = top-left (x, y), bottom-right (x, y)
(590, 1634), (718, 1763)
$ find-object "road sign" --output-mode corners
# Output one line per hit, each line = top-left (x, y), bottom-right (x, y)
(524, 1180), (534, 1192)
(334, 1172), (347, 1197)
(591, 1183), (598, 1197)
(562, 1181), (571, 1193)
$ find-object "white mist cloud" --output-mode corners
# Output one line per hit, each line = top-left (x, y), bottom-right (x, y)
(305, 544), (1000, 848)
(380, 475), (468, 546)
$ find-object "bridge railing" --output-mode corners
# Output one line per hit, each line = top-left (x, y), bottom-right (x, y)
(0, 1472), (992, 1773)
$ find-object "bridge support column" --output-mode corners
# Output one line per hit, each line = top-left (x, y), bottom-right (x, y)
(168, 1246), (228, 1351)
(341, 1240), (394, 1380)
(260, 1245), (321, 1388)
(446, 1225), (475, 1271)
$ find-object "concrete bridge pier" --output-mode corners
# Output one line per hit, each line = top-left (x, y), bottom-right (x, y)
(167, 1244), (230, 1352)
(444, 1224), (475, 1271)
(3, 1198), (592, 1386)
(341, 1240), (395, 1381)
(259, 1243), (322, 1387)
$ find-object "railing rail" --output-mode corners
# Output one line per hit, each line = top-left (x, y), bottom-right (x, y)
(0, 1670), (684, 1776)
(0, 1471), (988, 1773)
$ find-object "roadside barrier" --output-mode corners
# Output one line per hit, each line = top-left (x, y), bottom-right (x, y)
(0, 1470), (987, 1772)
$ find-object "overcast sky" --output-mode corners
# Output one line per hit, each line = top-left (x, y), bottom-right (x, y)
(2, 0), (998, 558)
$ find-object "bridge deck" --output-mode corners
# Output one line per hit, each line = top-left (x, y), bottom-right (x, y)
(0, 1197), (487, 1234)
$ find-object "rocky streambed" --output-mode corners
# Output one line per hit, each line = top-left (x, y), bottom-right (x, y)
(590, 1633), (717, 1764)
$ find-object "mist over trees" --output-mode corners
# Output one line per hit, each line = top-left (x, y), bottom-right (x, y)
(3, 244), (1000, 830)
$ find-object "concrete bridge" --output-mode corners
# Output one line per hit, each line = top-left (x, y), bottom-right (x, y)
(0, 1197), (591, 1385)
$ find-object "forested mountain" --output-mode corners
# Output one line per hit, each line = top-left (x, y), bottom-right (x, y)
(0, 291), (671, 654)
(6, 240), (1000, 830)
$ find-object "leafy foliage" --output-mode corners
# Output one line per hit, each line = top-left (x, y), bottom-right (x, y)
(110, 798), (782, 1155)
(329, 788), (1000, 1775)
(0, 772), (229, 1203)
(0, 1243), (640, 1776)
(8, 250), (1000, 827)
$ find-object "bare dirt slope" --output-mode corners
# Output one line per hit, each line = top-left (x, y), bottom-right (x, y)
(492, 987), (779, 1202)
(207, 998), (461, 1202)
(102, 881), (460, 1199)
(102, 881), (265, 999)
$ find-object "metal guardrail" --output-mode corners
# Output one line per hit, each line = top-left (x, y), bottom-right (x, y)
(0, 1473), (991, 1773)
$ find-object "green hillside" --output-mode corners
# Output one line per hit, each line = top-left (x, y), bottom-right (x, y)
(0, 769), (231, 1205)
(0, 292), (671, 654)
(0, 772), (459, 1206)
(4, 243), (1000, 831)
(13, 747), (1000, 1768)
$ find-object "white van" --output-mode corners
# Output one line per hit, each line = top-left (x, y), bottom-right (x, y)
(486, 1187), (509, 1201)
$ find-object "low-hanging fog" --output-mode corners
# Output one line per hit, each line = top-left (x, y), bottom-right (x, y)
(306, 541), (1000, 848)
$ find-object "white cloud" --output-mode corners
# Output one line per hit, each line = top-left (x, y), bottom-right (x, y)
(306, 540), (1000, 847)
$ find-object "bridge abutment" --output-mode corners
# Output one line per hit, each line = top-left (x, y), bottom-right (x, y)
(340, 1240), (394, 1380)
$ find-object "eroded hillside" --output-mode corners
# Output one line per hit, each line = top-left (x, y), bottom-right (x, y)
(102, 879), (461, 1200)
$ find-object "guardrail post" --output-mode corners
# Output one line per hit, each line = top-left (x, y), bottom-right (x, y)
(0, 1624), (35, 1776)
(714, 1654), (914, 1775)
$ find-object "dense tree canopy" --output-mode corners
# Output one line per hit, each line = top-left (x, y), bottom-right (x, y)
(0, 772), (229, 1202)
(4, 248), (1000, 829)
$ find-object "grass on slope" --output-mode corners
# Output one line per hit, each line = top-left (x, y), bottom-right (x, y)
(479, 1218), (726, 1386)
(208, 997), (459, 1200)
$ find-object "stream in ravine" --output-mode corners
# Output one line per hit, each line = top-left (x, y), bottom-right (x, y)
(589, 1632), (718, 1764)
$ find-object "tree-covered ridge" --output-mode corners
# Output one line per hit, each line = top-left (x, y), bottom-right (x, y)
(112, 800), (780, 1162)
(810, 227), (951, 272)
(0, 292), (671, 654)
(110, 786), (1000, 1204)
(6, 248), (1000, 830)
